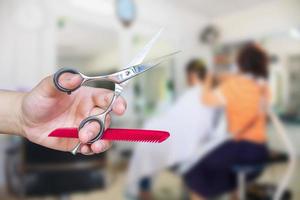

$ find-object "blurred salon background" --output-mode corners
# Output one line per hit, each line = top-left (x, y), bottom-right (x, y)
(0, 0), (300, 199)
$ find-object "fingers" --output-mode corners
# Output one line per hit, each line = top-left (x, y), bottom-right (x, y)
(78, 105), (112, 155)
(91, 140), (112, 154)
(78, 121), (101, 144)
(57, 72), (82, 91)
(77, 88), (126, 155)
(112, 96), (127, 115)
(38, 73), (82, 98)
(80, 140), (111, 155)
(93, 91), (127, 115)
(80, 145), (94, 155)
(79, 139), (112, 155)
(78, 106), (111, 143)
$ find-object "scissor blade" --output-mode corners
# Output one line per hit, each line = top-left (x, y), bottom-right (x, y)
(121, 29), (163, 87)
(125, 28), (163, 68)
(130, 51), (180, 76)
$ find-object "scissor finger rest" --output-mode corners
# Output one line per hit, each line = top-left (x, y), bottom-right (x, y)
(78, 116), (105, 143)
(53, 68), (83, 94)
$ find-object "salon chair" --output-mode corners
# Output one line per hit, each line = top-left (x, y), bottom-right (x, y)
(232, 151), (289, 200)
(5, 138), (107, 199)
(233, 111), (297, 200)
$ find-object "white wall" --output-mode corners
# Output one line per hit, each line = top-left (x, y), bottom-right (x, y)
(0, 0), (56, 90)
(213, 0), (300, 43)
(0, 0), (212, 92)
(137, 0), (212, 93)
(54, 0), (212, 94)
(0, 0), (57, 187)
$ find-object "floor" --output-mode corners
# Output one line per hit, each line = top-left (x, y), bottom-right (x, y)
(1, 159), (299, 200)
(76, 160), (300, 200)
(1, 124), (299, 200)
(0, 171), (182, 200)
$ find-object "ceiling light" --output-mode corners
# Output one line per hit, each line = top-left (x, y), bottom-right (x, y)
(70, 0), (114, 16)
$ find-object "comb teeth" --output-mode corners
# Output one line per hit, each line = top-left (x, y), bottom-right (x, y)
(49, 128), (170, 143)
(107, 139), (160, 143)
(102, 129), (169, 143)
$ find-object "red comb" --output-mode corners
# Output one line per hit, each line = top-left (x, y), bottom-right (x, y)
(49, 128), (169, 143)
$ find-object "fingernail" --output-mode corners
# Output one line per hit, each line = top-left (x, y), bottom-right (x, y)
(97, 142), (105, 153)
(101, 142), (111, 152)
(101, 143), (108, 152)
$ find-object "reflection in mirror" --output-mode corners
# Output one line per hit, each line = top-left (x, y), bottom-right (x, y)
(262, 27), (300, 122)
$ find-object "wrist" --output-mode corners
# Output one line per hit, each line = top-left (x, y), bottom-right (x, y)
(0, 90), (26, 136)
(15, 92), (27, 137)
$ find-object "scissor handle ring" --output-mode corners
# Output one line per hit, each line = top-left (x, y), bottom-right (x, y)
(79, 116), (105, 144)
(53, 68), (83, 95)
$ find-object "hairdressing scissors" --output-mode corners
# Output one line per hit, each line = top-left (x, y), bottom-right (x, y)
(53, 30), (179, 155)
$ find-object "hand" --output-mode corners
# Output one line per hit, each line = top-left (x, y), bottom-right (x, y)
(19, 73), (126, 155)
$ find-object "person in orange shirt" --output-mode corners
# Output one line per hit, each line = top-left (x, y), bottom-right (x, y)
(184, 43), (270, 200)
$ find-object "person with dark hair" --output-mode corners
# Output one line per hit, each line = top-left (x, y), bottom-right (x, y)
(126, 59), (219, 200)
(186, 59), (207, 86)
(184, 43), (270, 200)
(237, 43), (269, 78)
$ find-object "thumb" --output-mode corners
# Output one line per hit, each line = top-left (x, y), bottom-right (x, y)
(38, 72), (82, 98)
